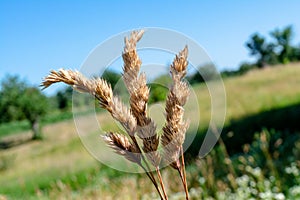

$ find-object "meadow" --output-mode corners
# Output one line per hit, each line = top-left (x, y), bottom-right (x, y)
(1, 63), (300, 199)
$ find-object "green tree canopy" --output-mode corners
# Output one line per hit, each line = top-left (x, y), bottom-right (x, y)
(270, 25), (298, 63)
(246, 33), (278, 67)
(56, 86), (73, 110)
(245, 25), (300, 69)
(0, 75), (48, 139)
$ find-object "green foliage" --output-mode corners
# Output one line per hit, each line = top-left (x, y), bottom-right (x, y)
(290, 45), (300, 61)
(221, 62), (257, 78)
(238, 62), (257, 74)
(270, 25), (295, 63)
(0, 75), (48, 123)
(56, 87), (72, 110)
(187, 129), (300, 199)
(54, 86), (98, 112)
(246, 33), (278, 68)
(19, 87), (48, 124)
(245, 25), (300, 70)
(148, 84), (168, 103)
(148, 74), (171, 103)
(188, 63), (219, 84)
(232, 129), (300, 196)
(0, 75), (27, 122)
(221, 25), (300, 78)
(0, 75), (48, 139)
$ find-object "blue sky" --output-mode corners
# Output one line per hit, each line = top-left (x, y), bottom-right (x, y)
(1, 1), (300, 95)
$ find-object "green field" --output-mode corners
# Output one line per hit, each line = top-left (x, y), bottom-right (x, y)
(1, 63), (300, 199)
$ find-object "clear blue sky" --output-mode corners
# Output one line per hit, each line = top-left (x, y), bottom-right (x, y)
(1, 1), (300, 95)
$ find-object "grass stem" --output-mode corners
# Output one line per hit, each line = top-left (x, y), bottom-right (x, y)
(156, 167), (168, 200)
(180, 146), (189, 200)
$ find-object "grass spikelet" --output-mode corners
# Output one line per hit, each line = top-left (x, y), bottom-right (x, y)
(102, 132), (141, 164)
(110, 97), (137, 135)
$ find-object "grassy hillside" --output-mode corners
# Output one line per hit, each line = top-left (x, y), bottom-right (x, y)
(193, 62), (300, 125)
(1, 63), (300, 199)
(189, 63), (300, 155)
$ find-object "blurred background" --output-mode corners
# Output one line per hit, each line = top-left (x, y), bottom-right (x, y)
(1, 1), (300, 199)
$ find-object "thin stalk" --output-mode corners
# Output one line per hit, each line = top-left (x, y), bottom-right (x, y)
(140, 165), (164, 200)
(177, 167), (189, 200)
(180, 146), (189, 200)
(130, 136), (156, 179)
(177, 168), (185, 196)
(156, 167), (168, 200)
(129, 135), (164, 199)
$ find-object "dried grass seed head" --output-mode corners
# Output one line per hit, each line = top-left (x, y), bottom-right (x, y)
(102, 132), (141, 164)
(170, 46), (188, 80)
(122, 30), (144, 76)
(42, 69), (138, 136)
(172, 81), (190, 106)
(110, 97), (137, 135)
(124, 30), (144, 53)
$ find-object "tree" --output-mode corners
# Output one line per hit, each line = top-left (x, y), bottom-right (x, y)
(188, 63), (219, 84)
(19, 87), (48, 139)
(290, 45), (300, 61)
(0, 75), (48, 139)
(0, 76), (26, 122)
(246, 33), (278, 68)
(238, 62), (257, 74)
(56, 86), (72, 110)
(270, 25), (297, 63)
